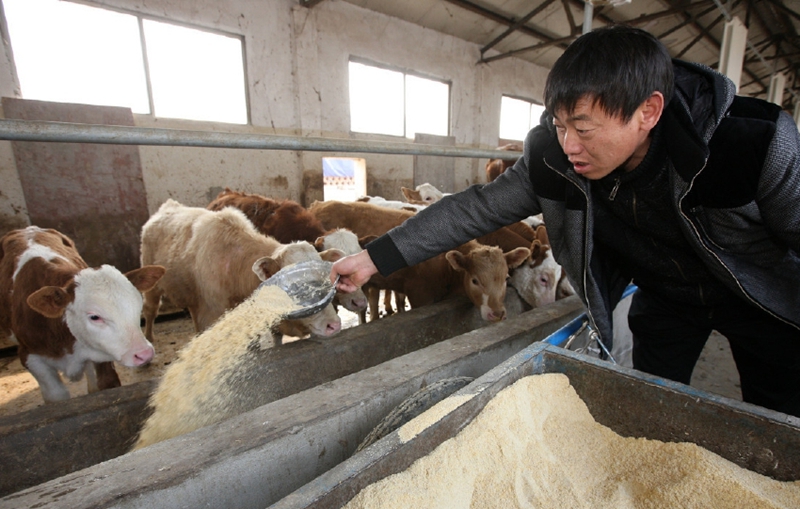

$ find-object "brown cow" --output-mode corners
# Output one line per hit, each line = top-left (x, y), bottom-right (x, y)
(367, 240), (529, 322)
(208, 188), (328, 245)
(0, 226), (164, 402)
(485, 143), (523, 182)
(208, 189), (367, 316)
(140, 200), (343, 345)
(308, 200), (415, 239)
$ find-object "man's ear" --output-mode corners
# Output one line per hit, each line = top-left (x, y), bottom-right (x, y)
(639, 91), (664, 130)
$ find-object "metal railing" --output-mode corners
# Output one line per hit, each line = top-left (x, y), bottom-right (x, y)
(0, 118), (524, 160)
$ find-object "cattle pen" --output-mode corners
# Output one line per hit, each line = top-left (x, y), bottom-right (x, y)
(0, 117), (798, 508)
(0, 0), (798, 505)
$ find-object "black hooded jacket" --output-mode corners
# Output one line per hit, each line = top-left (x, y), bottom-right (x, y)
(367, 60), (800, 343)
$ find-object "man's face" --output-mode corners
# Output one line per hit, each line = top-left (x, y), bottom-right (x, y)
(552, 96), (652, 180)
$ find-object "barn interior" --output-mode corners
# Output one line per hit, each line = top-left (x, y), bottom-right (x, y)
(0, 0), (799, 507)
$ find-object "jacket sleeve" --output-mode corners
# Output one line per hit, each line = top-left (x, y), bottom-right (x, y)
(366, 137), (544, 276)
(757, 110), (800, 254)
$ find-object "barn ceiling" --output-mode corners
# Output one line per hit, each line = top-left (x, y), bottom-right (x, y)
(303, 0), (800, 112)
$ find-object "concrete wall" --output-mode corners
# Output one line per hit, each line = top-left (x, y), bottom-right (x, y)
(0, 0), (549, 234)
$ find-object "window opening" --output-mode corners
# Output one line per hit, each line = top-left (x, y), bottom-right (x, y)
(349, 60), (449, 139)
(4, 0), (248, 124)
(499, 96), (545, 141)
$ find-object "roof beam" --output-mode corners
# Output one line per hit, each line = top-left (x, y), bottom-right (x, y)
(676, 13), (726, 58)
(480, 0), (557, 55)
(444, 0), (561, 45)
(480, 35), (576, 64)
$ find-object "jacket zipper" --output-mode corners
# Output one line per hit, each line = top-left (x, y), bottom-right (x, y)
(544, 158), (604, 339)
(677, 160), (799, 330)
(608, 177), (621, 201)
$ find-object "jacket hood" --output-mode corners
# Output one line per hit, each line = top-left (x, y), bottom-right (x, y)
(671, 59), (737, 144)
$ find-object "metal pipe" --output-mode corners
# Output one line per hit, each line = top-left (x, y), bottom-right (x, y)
(0, 118), (523, 160)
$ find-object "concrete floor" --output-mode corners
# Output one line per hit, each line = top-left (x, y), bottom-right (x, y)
(691, 330), (742, 401)
(344, 296), (744, 403)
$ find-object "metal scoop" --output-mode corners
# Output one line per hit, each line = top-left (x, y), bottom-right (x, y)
(260, 260), (339, 320)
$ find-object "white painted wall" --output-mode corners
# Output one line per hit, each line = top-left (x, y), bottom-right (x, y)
(0, 0), (550, 232)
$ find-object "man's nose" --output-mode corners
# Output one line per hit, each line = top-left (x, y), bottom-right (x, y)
(561, 130), (581, 155)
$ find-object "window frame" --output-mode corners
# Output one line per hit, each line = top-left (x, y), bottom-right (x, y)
(3, 0), (251, 124)
(348, 56), (451, 139)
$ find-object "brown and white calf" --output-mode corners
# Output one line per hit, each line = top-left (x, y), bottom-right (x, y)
(140, 200), (343, 345)
(313, 228), (369, 315)
(309, 200), (417, 321)
(401, 182), (448, 205)
(356, 195), (426, 213)
(508, 225), (574, 308)
(0, 226), (164, 402)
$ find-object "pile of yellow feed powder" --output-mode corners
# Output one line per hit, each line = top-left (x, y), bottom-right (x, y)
(133, 285), (298, 449)
(344, 373), (800, 509)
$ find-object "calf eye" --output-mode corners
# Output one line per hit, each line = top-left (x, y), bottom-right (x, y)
(89, 315), (103, 323)
(471, 278), (479, 286)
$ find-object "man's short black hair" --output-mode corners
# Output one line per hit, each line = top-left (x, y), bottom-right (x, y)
(545, 25), (674, 123)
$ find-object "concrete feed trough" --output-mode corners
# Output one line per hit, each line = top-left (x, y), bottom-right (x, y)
(271, 343), (800, 509)
(0, 295), (583, 507)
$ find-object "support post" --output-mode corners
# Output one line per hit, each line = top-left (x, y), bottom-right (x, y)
(718, 16), (748, 92)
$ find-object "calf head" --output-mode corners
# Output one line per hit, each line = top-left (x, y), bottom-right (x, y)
(508, 234), (562, 308)
(401, 182), (444, 205)
(26, 264), (165, 367)
(314, 229), (368, 313)
(446, 245), (529, 322)
(251, 241), (343, 342)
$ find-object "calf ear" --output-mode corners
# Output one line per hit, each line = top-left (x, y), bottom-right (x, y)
(252, 256), (281, 281)
(313, 236), (326, 251)
(534, 225), (550, 244)
(27, 285), (74, 318)
(126, 265), (166, 292)
(445, 250), (468, 272)
(400, 187), (423, 204)
(529, 239), (544, 261)
(505, 247), (531, 270)
(319, 248), (345, 263)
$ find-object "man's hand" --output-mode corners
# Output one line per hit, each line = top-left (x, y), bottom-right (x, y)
(330, 250), (378, 293)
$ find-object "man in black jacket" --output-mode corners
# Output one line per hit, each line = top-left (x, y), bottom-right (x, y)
(332, 25), (800, 417)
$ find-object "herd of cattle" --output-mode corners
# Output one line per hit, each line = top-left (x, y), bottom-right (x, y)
(0, 159), (574, 447)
